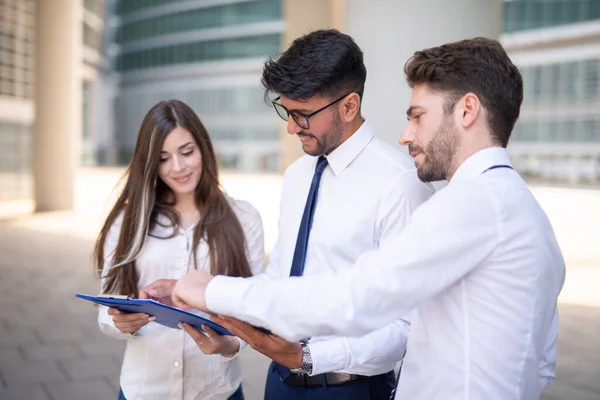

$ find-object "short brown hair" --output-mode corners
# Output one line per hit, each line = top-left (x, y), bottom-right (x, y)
(404, 37), (523, 147)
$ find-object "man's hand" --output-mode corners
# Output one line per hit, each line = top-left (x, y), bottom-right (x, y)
(171, 269), (213, 311)
(212, 315), (302, 369)
(139, 279), (177, 306)
(108, 308), (155, 334)
(179, 323), (240, 357)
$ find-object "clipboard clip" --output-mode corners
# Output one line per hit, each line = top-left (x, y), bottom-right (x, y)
(97, 294), (132, 299)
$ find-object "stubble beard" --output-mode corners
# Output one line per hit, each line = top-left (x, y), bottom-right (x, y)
(413, 115), (461, 182)
(301, 113), (344, 157)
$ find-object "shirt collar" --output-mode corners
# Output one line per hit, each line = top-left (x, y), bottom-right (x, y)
(450, 147), (513, 183)
(150, 213), (173, 234)
(151, 213), (196, 235)
(325, 119), (374, 176)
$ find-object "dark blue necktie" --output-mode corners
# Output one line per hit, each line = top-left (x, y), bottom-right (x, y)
(273, 156), (328, 380)
(289, 155), (328, 277)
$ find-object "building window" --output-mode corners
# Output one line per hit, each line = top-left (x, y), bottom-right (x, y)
(0, 0), (35, 99)
(584, 59), (599, 101)
(83, 22), (103, 50)
(0, 122), (32, 200)
(114, 85), (279, 171)
(116, 34), (280, 71)
(84, 0), (105, 17)
(116, 0), (281, 44)
(503, 0), (600, 33)
(116, 0), (185, 15)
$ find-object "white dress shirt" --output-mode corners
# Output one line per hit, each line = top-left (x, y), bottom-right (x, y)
(206, 147), (565, 400)
(247, 120), (434, 376)
(98, 198), (264, 400)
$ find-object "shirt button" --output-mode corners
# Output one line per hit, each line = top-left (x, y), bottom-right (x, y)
(174, 361), (180, 367)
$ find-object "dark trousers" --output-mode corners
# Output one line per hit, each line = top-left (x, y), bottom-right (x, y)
(118, 385), (244, 400)
(264, 362), (395, 400)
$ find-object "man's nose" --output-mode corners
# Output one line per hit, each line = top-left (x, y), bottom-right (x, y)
(287, 117), (303, 135)
(399, 125), (415, 146)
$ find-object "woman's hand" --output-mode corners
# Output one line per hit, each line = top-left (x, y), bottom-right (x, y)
(108, 308), (155, 334)
(179, 323), (240, 357)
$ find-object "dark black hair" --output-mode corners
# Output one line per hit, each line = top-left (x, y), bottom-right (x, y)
(261, 29), (366, 101)
(404, 37), (523, 148)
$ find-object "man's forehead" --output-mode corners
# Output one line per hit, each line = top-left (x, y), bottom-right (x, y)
(279, 95), (304, 107)
(408, 85), (445, 108)
(280, 95), (327, 111)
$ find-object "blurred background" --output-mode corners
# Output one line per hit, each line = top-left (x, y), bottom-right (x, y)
(0, 0), (598, 399)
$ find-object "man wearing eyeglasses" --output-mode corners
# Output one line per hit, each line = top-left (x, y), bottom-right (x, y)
(216, 29), (432, 399)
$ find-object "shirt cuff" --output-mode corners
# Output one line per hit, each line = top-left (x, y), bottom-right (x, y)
(206, 275), (252, 317)
(220, 337), (246, 361)
(98, 306), (133, 340)
(307, 339), (348, 376)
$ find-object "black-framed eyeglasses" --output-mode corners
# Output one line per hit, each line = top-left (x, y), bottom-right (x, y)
(271, 92), (357, 130)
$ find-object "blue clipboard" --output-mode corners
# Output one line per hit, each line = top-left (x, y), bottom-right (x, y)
(75, 293), (233, 336)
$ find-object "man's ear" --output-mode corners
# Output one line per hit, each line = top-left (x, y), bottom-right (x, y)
(458, 92), (481, 130)
(341, 92), (361, 122)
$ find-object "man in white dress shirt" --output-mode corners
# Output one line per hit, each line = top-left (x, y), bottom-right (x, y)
(170, 37), (565, 400)
(139, 29), (433, 399)
(217, 29), (431, 399)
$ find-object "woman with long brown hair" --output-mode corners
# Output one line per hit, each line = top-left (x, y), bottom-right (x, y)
(94, 100), (264, 400)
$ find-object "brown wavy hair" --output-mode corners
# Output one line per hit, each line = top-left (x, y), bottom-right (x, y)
(94, 100), (253, 297)
(404, 37), (523, 148)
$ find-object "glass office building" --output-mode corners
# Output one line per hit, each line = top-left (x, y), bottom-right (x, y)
(502, 0), (600, 184)
(0, 0), (106, 202)
(0, 0), (35, 201)
(110, 0), (283, 171)
(82, 0), (108, 166)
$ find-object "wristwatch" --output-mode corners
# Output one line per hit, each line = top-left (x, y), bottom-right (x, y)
(290, 342), (313, 375)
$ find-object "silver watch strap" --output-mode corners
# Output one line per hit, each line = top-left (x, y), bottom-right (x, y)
(299, 342), (313, 374)
(290, 342), (313, 375)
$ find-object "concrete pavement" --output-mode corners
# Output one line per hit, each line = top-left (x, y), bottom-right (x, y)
(0, 212), (272, 400)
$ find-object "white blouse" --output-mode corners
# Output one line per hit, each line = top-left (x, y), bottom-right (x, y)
(97, 197), (264, 400)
